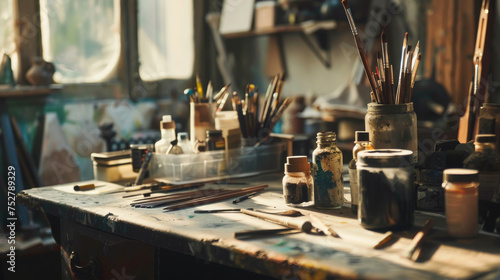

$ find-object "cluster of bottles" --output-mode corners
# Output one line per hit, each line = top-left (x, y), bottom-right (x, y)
(282, 131), (346, 209)
(154, 115), (226, 155)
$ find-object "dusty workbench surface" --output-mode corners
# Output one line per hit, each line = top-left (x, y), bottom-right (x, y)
(18, 173), (500, 279)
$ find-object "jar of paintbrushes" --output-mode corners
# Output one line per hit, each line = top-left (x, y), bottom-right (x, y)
(365, 102), (418, 161)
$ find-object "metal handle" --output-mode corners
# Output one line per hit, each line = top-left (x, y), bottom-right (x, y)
(70, 251), (102, 280)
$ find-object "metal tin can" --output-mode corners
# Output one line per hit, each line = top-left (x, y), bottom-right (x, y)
(357, 149), (415, 230)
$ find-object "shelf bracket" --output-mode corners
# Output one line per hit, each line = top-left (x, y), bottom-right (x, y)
(300, 30), (331, 68)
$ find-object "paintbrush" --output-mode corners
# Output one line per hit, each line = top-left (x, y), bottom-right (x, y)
(381, 31), (393, 104)
(240, 209), (313, 233)
(214, 84), (230, 102)
(196, 74), (204, 100)
(234, 228), (298, 240)
(402, 219), (433, 261)
(396, 32), (408, 104)
(341, 0), (379, 98)
(373, 231), (394, 249)
(309, 214), (340, 238)
(163, 184), (268, 211)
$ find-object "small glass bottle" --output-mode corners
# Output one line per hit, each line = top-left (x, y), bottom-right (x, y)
(206, 130), (225, 151)
(154, 115), (176, 154)
(442, 168), (479, 238)
(348, 131), (373, 215)
(177, 132), (194, 154)
(463, 134), (500, 232)
(312, 131), (343, 209)
(282, 156), (314, 207)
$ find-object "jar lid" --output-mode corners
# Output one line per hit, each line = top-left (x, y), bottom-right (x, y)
(316, 131), (336, 142)
(443, 168), (479, 183)
(367, 102), (414, 113)
(285, 155), (311, 173)
(355, 131), (369, 142)
(474, 134), (496, 143)
(357, 149), (413, 168)
(206, 130), (222, 137)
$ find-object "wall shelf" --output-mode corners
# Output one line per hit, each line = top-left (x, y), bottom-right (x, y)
(0, 84), (63, 98)
(222, 20), (338, 39)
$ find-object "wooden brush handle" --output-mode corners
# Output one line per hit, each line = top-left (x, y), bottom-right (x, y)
(240, 209), (312, 233)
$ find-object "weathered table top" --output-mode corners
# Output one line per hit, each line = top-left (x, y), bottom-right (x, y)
(18, 173), (500, 279)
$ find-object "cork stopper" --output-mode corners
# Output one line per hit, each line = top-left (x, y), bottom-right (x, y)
(443, 168), (479, 183)
(285, 156), (311, 173)
(161, 115), (176, 129)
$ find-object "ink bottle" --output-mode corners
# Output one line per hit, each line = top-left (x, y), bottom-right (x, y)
(463, 134), (500, 232)
(282, 156), (314, 207)
(206, 130), (225, 151)
(348, 131), (373, 215)
(312, 131), (343, 209)
(442, 168), (479, 238)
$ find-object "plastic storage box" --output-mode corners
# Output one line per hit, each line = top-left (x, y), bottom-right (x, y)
(149, 142), (286, 184)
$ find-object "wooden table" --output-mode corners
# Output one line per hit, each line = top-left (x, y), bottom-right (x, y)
(18, 173), (500, 279)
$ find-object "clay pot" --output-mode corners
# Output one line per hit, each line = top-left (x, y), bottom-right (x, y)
(26, 57), (55, 86)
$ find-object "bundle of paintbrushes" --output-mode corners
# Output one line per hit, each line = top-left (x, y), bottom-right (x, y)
(341, 0), (421, 105)
(184, 74), (231, 106)
(130, 184), (267, 211)
(232, 73), (291, 143)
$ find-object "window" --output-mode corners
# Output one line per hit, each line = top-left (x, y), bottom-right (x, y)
(0, 0), (16, 77)
(138, 0), (194, 81)
(40, 0), (121, 83)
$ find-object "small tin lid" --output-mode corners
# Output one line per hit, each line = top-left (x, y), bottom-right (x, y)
(443, 168), (479, 183)
(357, 149), (413, 168)
(355, 131), (369, 142)
(475, 134), (496, 143)
(285, 156), (311, 173)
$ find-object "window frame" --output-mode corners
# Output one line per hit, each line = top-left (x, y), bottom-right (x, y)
(9, 0), (206, 100)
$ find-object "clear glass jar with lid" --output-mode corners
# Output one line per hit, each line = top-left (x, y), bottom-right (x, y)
(282, 156), (314, 207)
(442, 168), (479, 238)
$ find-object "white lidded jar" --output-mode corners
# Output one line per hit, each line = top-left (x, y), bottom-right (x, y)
(154, 115), (176, 154)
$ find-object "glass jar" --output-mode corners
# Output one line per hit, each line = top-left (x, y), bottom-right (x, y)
(206, 130), (225, 151)
(357, 149), (415, 230)
(365, 103), (418, 161)
(348, 131), (373, 214)
(312, 131), (343, 209)
(463, 134), (500, 232)
(282, 156), (314, 207)
(442, 168), (479, 238)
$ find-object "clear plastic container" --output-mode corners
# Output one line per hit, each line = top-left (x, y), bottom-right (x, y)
(365, 103), (418, 161)
(442, 169), (479, 238)
(149, 142), (286, 184)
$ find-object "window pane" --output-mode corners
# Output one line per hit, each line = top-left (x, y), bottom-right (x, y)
(138, 0), (194, 81)
(40, 0), (120, 83)
(0, 0), (17, 79)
